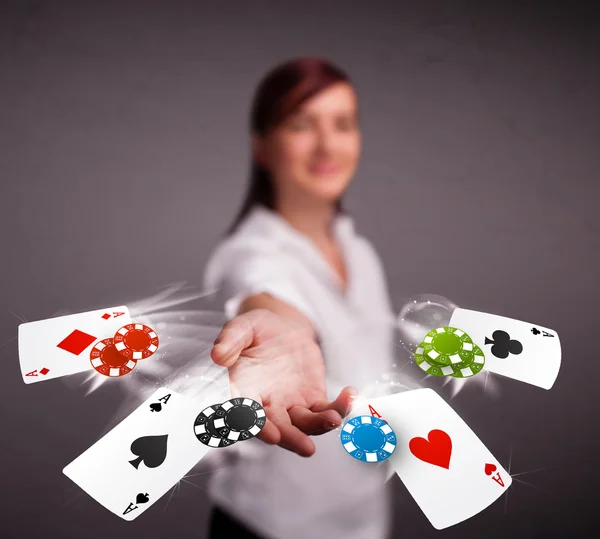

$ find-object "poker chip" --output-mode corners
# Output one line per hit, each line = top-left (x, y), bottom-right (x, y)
(340, 415), (397, 463)
(90, 338), (137, 377)
(414, 326), (485, 378)
(212, 398), (266, 442)
(113, 323), (159, 360)
(193, 404), (236, 448)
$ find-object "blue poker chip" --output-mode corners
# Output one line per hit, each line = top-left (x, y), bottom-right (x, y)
(340, 415), (397, 463)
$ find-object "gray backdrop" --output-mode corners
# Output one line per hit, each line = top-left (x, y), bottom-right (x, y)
(1, 1), (598, 538)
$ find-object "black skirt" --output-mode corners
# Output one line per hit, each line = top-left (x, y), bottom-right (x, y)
(208, 506), (266, 539)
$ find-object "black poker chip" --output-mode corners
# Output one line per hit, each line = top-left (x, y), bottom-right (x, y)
(193, 404), (237, 448)
(213, 398), (266, 442)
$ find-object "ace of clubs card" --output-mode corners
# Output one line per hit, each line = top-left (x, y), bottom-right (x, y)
(449, 308), (561, 389)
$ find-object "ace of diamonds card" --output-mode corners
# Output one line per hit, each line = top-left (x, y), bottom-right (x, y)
(18, 306), (131, 384)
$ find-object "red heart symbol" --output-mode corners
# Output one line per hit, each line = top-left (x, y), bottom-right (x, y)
(409, 429), (452, 469)
(485, 463), (497, 476)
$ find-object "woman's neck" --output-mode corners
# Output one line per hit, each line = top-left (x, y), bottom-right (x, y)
(274, 197), (336, 246)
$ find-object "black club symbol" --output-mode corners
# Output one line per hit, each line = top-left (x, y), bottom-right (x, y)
(484, 330), (523, 359)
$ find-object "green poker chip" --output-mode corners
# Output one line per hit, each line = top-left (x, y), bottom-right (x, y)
(414, 326), (485, 378)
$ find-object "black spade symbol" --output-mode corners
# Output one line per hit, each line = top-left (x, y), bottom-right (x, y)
(136, 493), (150, 504)
(129, 434), (168, 469)
(149, 402), (162, 412)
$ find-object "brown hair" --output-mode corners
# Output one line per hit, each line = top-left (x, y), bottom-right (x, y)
(226, 57), (353, 235)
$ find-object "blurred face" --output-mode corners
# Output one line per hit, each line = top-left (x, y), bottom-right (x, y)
(254, 82), (361, 206)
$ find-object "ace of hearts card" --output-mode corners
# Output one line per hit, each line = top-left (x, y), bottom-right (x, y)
(348, 389), (511, 529)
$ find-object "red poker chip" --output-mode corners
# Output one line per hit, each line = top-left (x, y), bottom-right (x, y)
(90, 338), (137, 377)
(113, 323), (159, 360)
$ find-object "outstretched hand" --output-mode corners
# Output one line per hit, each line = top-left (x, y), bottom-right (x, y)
(210, 308), (357, 457)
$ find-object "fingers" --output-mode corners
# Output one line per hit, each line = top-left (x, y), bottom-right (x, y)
(228, 385), (280, 446)
(210, 314), (255, 368)
(256, 418), (281, 445)
(259, 388), (360, 456)
(311, 386), (359, 419)
(266, 405), (316, 457)
(288, 406), (342, 436)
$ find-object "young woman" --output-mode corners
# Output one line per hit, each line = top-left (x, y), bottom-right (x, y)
(203, 57), (399, 539)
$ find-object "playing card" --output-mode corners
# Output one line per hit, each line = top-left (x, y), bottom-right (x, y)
(449, 308), (561, 389)
(18, 306), (131, 384)
(63, 388), (210, 521)
(350, 389), (511, 530)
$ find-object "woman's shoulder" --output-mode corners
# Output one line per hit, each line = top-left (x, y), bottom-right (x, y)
(203, 216), (288, 291)
(210, 214), (285, 259)
(206, 234), (281, 269)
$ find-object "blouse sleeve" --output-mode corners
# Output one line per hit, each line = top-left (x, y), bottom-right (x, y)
(203, 240), (318, 324)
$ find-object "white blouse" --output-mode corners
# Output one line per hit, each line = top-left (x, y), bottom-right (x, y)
(203, 205), (399, 539)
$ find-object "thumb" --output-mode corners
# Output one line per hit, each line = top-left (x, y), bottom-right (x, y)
(311, 386), (359, 419)
(210, 314), (255, 368)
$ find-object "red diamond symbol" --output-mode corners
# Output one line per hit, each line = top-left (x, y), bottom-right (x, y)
(101, 313), (111, 320)
(57, 330), (97, 356)
(40, 367), (50, 375)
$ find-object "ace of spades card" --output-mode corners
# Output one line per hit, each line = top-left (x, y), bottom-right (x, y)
(448, 308), (561, 389)
(63, 389), (210, 520)
(349, 389), (511, 530)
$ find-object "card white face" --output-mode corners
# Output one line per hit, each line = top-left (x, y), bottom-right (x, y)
(350, 389), (511, 530)
(18, 306), (131, 384)
(449, 308), (561, 389)
(63, 388), (210, 521)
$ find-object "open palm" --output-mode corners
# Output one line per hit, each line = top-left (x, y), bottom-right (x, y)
(211, 308), (356, 456)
